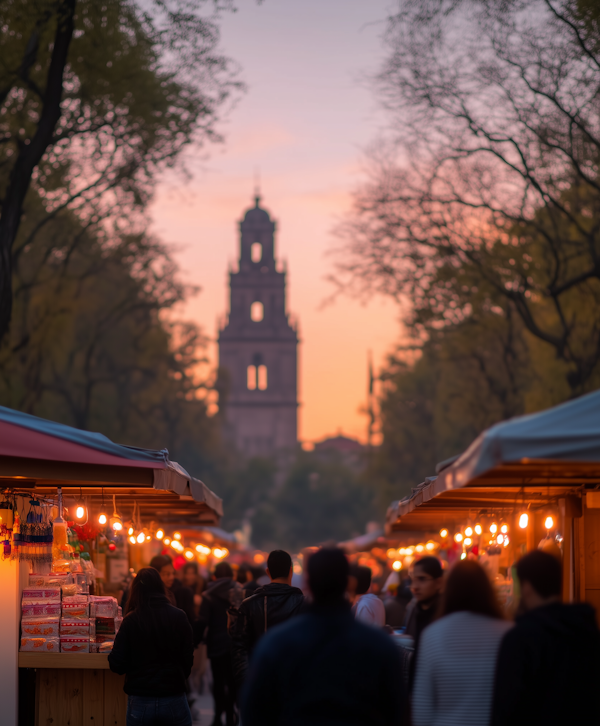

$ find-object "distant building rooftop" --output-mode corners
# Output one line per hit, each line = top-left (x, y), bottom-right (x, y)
(313, 434), (365, 454)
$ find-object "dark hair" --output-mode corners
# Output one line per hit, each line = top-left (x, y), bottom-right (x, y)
(236, 565), (249, 584)
(267, 550), (292, 580)
(182, 561), (198, 576)
(125, 567), (179, 659)
(150, 554), (173, 573)
(516, 550), (562, 599)
(214, 561), (233, 579)
(441, 560), (503, 619)
(350, 565), (372, 595)
(307, 548), (348, 603)
(414, 556), (443, 580)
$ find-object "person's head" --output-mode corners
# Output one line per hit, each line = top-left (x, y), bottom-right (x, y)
(126, 567), (167, 615)
(350, 565), (372, 596)
(411, 556), (443, 603)
(213, 561), (233, 580)
(307, 547), (348, 604)
(516, 550), (562, 611)
(181, 561), (199, 588)
(236, 565), (249, 584)
(441, 560), (503, 619)
(150, 554), (175, 590)
(266, 550), (293, 584)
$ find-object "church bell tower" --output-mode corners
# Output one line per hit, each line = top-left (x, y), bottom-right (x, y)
(218, 195), (299, 457)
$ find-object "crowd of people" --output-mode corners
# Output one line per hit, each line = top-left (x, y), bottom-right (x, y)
(108, 546), (600, 726)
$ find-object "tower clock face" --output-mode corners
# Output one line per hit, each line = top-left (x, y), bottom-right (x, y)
(218, 195), (298, 458)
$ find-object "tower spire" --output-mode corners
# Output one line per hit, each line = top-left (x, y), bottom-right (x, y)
(253, 166), (261, 207)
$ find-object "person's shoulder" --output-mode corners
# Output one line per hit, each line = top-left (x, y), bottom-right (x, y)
(350, 618), (400, 655)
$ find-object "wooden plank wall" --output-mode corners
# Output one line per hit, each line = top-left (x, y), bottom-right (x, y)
(36, 668), (126, 726)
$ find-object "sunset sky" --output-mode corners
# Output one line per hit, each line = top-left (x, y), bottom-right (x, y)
(150, 0), (400, 444)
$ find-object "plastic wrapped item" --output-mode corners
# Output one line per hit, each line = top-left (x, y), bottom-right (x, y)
(20, 637), (59, 652)
(60, 637), (89, 653)
(61, 583), (78, 598)
(22, 602), (61, 619)
(22, 588), (61, 601)
(62, 594), (89, 604)
(95, 617), (116, 637)
(28, 574), (50, 587)
(60, 620), (90, 636)
(98, 641), (114, 653)
(89, 596), (118, 618)
(75, 573), (89, 594)
(61, 602), (89, 619)
(21, 618), (60, 637)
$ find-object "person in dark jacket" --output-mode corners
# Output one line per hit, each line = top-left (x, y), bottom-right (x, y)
(108, 567), (194, 726)
(240, 547), (407, 726)
(232, 549), (305, 688)
(194, 561), (243, 726)
(150, 554), (196, 626)
(404, 556), (443, 689)
(492, 550), (600, 726)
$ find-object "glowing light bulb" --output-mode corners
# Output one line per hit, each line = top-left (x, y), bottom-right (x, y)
(545, 516), (554, 530)
(128, 527), (134, 536)
(465, 527), (473, 537)
(392, 560), (402, 571)
(474, 524), (482, 535)
(112, 521), (123, 532)
(196, 544), (211, 555)
(519, 513), (529, 529)
(156, 529), (164, 540)
(415, 544), (425, 553)
(497, 534), (504, 544)
(440, 529), (448, 538)
(99, 513), (107, 525)
(173, 532), (182, 540)
(76, 505), (85, 519)
(136, 532), (145, 544)
(460, 552), (467, 560)
(128, 535), (136, 545)
(426, 542), (435, 551)
(490, 523), (498, 534)
(464, 537), (472, 546)
(184, 550), (194, 560)
(501, 524), (508, 534)
(454, 533), (463, 543)
(164, 537), (171, 545)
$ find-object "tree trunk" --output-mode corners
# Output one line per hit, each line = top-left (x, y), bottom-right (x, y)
(0, 0), (76, 342)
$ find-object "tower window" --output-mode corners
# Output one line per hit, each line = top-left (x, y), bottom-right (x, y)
(251, 242), (262, 263)
(247, 365), (257, 390)
(257, 365), (268, 390)
(250, 301), (264, 322)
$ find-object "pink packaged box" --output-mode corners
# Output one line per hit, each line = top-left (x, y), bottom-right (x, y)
(22, 602), (61, 619)
(62, 595), (89, 604)
(21, 618), (60, 637)
(60, 620), (90, 636)
(61, 602), (89, 619)
(22, 588), (60, 601)
(20, 637), (59, 652)
(60, 637), (90, 653)
(89, 596), (118, 618)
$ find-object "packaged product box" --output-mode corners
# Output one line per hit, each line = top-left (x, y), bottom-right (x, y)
(20, 637), (59, 652)
(61, 602), (89, 619)
(22, 588), (61, 601)
(28, 573), (71, 587)
(60, 620), (90, 636)
(22, 602), (61, 619)
(60, 637), (90, 653)
(89, 596), (118, 618)
(21, 618), (60, 637)
(62, 594), (89, 604)
(95, 616), (116, 636)
(90, 639), (114, 653)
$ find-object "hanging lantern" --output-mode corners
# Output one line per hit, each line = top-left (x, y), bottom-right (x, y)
(109, 495), (122, 531)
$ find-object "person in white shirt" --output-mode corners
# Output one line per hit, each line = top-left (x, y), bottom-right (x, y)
(350, 564), (386, 627)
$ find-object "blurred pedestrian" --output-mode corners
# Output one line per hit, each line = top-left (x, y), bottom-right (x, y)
(404, 556), (443, 688)
(194, 562), (243, 726)
(492, 550), (600, 726)
(412, 560), (512, 726)
(351, 564), (385, 626)
(181, 561), (206, 618)
(150, 554), (195, 626)
(232, 549), (305, 689)
(241, 547), (407, 726)
(108, 567), (194, 726)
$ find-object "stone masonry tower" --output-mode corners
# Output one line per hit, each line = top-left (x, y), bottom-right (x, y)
(218, 194), (298, 458)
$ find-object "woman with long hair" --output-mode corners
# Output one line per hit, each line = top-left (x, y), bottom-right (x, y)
(411, 560), (512, 726)
(109, 567), (194, 726)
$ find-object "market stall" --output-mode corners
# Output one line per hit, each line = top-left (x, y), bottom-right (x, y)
(0, 406), (222, 726)
(386, 390), (600, 613)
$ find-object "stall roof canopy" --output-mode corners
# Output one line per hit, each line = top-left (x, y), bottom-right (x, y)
(386, 390), (600, 532)
(0, 405), (222, 521)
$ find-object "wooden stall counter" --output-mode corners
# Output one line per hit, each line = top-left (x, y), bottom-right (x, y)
(18, 652), (126, 726)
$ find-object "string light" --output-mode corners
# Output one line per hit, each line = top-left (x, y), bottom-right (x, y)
(519, 512), (529, 529)
(74, 488), (88, 524)
(545, 516), (555, 530)
(465, 526), (473, 537)
(415, 544), (425, 553)
(392, 560), (402, 571)
(98, 489), (107, 526)
(425, 541), (435, 551)
(196, 544), (211, 555)
(156, 529), (164, 540)
(164, 537), (171, 546)
(184, 550), (194, 560)
(109, 495), (123, 531)
(474, 523), (482, 536)
(440, 529), (448, 538)
(464, 537), (472, 546)
(128, 535), (136, 545)
(490, 522), (498, 534)
(500, 524), (508, 534)
(497, 534), (504, 544)
(454, 532), (463, 543)
(173, 532), (182, 541)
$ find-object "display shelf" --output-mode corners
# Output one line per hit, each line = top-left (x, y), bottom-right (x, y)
(18, 652), (110, 669)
